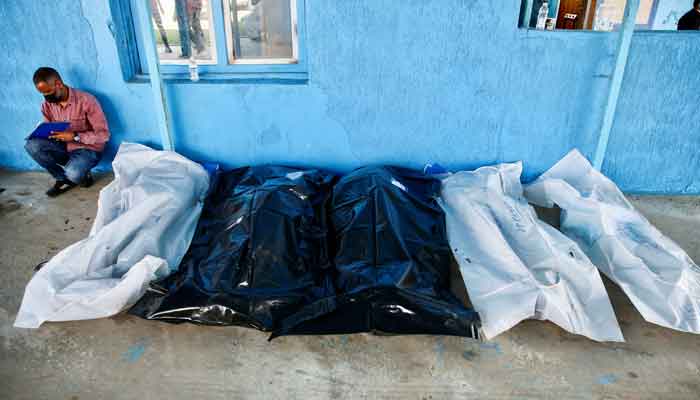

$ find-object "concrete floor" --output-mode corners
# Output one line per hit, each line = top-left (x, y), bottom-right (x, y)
(1, 170), (700, 400)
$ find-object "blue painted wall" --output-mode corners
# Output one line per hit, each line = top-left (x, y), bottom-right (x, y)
(0, 0), (161, 168)
(0, 1), (698, 193)
(603, 31), (700, 194)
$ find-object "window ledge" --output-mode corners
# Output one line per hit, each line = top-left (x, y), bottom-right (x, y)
(633, 30), (700, 36)
(517, 27), (615, 38)
(518, 27), (700, 37)
(129, 71), (309, 84)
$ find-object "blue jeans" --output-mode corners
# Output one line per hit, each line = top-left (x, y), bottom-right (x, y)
(25, 139), (101, 184)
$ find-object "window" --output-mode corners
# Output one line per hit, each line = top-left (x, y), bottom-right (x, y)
(148, 0), (218, 63)
(113, 0), (306, 81)
(519, 0), (700, 31)
(638, 0), (700, 30)
(224, 0), (298, 62)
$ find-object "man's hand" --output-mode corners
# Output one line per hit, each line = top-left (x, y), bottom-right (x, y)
(49, 131), (75, 142)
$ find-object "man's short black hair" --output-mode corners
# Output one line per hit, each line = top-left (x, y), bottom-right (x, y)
(695, 0), (700, 8)
(32, 67), (62, 85)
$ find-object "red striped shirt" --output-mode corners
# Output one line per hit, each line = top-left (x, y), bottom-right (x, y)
(41, 88), (110, 153)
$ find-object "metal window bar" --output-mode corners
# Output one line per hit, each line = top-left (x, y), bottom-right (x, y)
(226, 0), (243, 59)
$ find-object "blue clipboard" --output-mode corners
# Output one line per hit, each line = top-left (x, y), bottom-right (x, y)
(26, 122), (71, 140)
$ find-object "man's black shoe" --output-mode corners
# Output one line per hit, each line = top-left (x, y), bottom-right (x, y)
(80, 172), (94, 188)
(46, 180), (75, 197)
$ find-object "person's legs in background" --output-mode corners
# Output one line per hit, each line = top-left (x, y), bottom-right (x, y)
(64, 149), (101, 188)
(153, 11), (173, 53)
(189, 8), (206, 54)
(175, 0), (191, 58)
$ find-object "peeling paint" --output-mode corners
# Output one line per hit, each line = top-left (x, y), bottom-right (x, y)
(259, 125), (282, 146)
(480, 342), (504, 355)
(434, 337), (445, 369)
(122, 338), (150, 363)
(597, 373), (618, 385)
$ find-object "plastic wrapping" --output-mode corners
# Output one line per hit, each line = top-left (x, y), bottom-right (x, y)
(439, 162), (623, 341)
(525, 149), (700, 334)
(130, 166), (337, 330)
(132, 165), (480, 338)
(14, 143), (210, 328)
(274, 166), (480, 338)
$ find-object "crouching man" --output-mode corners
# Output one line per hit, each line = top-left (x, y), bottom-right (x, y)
(26, 67), (110, 197)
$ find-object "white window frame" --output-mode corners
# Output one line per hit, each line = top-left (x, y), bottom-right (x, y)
(123, 0), (307, 80)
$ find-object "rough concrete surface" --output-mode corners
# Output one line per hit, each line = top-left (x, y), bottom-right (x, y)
(1, 170), (699, 400)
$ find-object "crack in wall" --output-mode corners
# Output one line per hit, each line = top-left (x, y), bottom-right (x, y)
(77, 0), (100, 90)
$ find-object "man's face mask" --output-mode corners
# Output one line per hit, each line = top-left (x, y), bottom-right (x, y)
(43, 86), (63, 103)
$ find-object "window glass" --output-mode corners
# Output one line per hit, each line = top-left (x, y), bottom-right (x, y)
(520, 0), (700, 31)
(644, 0), (700, 30)
(149, 0), (216, 62)
(227, 0), (295, 61)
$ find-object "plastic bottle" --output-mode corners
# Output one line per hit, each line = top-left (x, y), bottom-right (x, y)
(536, 1), (549, 30)
(188, 57), (199, 82)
